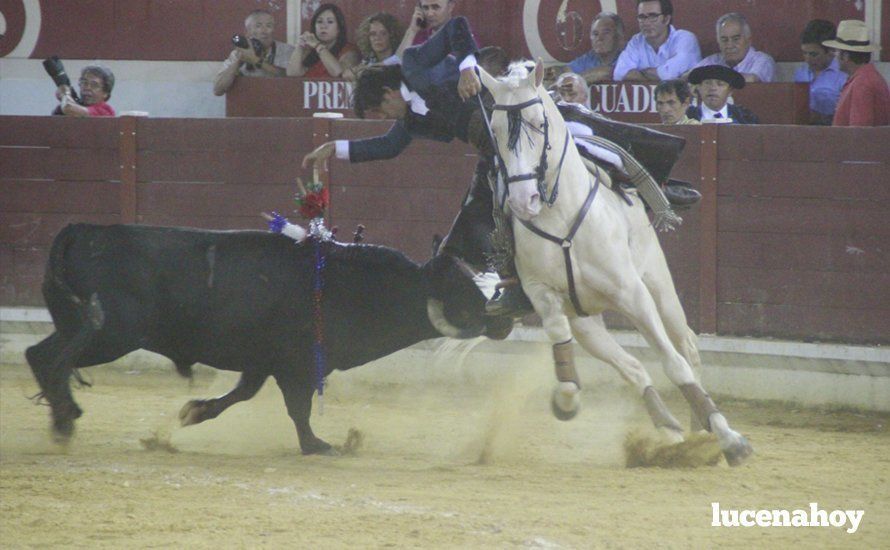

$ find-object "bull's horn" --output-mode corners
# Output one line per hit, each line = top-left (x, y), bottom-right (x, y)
(426, 299), (481, 339)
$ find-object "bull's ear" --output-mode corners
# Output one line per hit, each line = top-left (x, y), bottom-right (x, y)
(534, 58), (544, 88)
(477, 65), (499, 93)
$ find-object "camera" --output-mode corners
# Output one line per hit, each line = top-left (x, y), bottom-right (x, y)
(232, 34), (264, 59)
(43, 55), (80, 103)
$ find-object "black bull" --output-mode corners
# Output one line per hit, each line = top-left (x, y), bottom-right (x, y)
(26, 224), (503, 454)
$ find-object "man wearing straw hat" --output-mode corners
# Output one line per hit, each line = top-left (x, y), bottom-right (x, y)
(823, 20), (890, 126)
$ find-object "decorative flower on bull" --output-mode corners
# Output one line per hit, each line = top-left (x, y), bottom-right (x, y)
(295, 177), (329, 221)
(264, 172), (332, 242)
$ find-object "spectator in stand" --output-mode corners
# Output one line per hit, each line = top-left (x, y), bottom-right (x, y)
(55, 65), (116, 117)
(546, 13), (626, 85)
(287, 3), (359, 78)
(686, 65), (758, 124)
(213, 9), (294, 96)
(654, 79), (699, 124)
(824, 20), (890, 126)
(343, 12), (410, 81)
(555, 72), (590, 105)
(794, 20), (847, 125)
(691, 12), (775, 83)
(408, 0), (457, 46)
(613, 0), (700, 82)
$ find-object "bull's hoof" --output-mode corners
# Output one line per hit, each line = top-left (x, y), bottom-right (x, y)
(50, 402), (81, 443)
(550, 386), (580, 422)
(722, 435), (754, 467)
(51, 418), (75, 444)
(178, 400), (209, 426)
(300, 438), (336, 456)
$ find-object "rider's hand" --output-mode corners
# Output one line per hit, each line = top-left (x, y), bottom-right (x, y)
(458, 68), (482, 100)
(238, 45), (260, 65)
(302, 141), (336, 171)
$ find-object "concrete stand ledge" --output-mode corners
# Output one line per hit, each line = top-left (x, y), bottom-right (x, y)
(2, 308), (888, 412)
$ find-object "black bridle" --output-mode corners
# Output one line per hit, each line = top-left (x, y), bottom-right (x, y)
(476, 79), (599, 317)
(477, 94), (571, 206)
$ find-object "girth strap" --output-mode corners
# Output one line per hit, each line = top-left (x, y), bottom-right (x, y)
(518, 176), (600, 317)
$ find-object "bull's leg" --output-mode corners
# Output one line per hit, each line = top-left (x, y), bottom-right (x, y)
(613, 277), (753, 466)
(179, 370), (267, 427)
(570, 315), (684, 443)
(523, 282), (580, 420)
(273, 373), (333, 456)
(25, 332), (83, 441)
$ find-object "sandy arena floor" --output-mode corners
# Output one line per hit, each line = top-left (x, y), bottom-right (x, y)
(1, 342), (888, 549)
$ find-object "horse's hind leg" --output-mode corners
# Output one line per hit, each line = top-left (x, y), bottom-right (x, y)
(179, 370), (267, 426)
(614, 277), (753, 465)
(640, 258), (705, 430)
(570, 315), (684, 443)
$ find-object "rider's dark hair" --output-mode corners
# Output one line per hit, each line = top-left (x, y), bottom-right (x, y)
(352, 63), (404, 118)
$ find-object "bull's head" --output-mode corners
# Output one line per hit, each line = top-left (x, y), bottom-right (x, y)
(423, 254), (490, 339)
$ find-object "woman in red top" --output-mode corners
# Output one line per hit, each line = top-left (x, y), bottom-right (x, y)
(287, 3), (359, 78)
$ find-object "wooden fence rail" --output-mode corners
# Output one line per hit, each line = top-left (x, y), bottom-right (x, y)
(1, 116), (887, 344)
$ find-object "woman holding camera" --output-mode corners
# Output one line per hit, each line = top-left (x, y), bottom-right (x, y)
(288, 3), (359, 78)
(55, 65), (116, 117)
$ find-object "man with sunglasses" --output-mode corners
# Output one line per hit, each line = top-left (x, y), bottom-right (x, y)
(55, 65), (115, 117)
(614, 0), (700, 82)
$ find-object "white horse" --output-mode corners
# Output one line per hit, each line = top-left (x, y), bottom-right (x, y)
(477, 60), (753, 466)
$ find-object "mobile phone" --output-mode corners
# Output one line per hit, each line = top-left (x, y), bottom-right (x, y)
(416, 2), (427, 28)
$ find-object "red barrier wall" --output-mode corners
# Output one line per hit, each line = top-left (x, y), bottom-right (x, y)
(2, 116), (888, 344)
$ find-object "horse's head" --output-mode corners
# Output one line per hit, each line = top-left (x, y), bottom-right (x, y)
(478, 59), (564, 221)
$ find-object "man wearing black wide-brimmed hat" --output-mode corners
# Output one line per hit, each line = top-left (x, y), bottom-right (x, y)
(823, 19), (890, 126)
(685, 64), (758, 124)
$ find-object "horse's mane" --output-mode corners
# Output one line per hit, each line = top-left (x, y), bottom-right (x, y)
(502, 60), (536, 88)
(496, 60), (549, 153)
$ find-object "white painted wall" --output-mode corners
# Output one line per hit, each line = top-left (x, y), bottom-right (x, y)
(0, 59), (226, 117)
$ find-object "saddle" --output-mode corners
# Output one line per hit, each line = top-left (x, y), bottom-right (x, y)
(557, 102), (684, 186)
(558, 102), (701, 208)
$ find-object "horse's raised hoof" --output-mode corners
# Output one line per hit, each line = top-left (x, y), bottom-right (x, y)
(178, 399), (209, 426)
(722, 435), (754, 467)
(550, 386), (580, 422)
(301, 438), (336, 456)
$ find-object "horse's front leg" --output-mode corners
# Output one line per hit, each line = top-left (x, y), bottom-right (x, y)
(523, 282), (580, 421)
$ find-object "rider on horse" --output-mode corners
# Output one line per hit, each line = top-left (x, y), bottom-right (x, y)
(302, 15), (696, 320)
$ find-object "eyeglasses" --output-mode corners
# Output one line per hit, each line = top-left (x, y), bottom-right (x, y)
(636, 12), (663, 22)
(78, 79), (104, 90)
